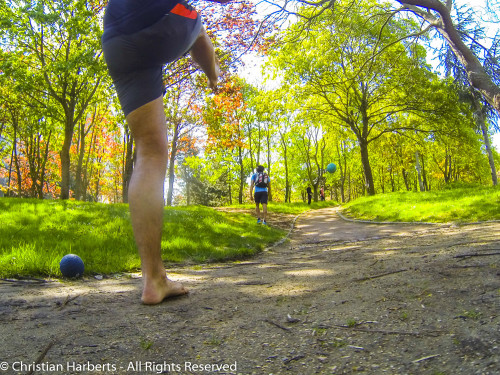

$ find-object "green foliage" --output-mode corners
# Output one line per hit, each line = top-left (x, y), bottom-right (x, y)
(263, 0), (482, 198)
(343, 185), (500, 223)
(181, 156), (232, 206)
(0, 198), (285, 278)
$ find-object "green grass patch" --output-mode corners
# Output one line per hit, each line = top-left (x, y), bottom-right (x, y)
(342, 185), (500, 223)
(0, 198), (285, 278)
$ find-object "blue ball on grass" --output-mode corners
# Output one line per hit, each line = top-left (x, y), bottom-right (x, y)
(59, 254), (85, 278)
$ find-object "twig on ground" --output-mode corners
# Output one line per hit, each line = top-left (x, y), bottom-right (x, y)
(333, 325), (444, 337)
(26, 340), (57, 375)
(412, 354), (440, 363)
(263, 319), (291, 332)
(449, 264), (487, 269)
(333, 320), (378, 328)
(354, 269), (408, 282)
(454, 252), (500, 259)
(348, 345), (365, 350)
(0, 277), (48, 285)
(283, 354), (305, 364)
(56, 294), (82, 309)
(64, 294), (81, 305)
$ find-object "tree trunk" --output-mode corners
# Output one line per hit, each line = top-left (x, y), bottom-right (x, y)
(37, 131), (52, 199)
(476, 106), (498, 185)
(8, 121), (18, 197)
(359, 139), (376, 195)
(415, 151), (425, 192)
(7, 140), (14, 196)
(60, 117), (76, 200)
(281, 138), (290, 203)
(389, 165), (395, 192)
(238, 146), (245, 204)
(94, 171), (101, 202)
(266, 129), (272, 202)
(75, 121), (86, 200)
(284, 155), (290, 203)
(82, 129), (98, 202)
(398, 0), (500, 114)
(447, 154), (452, 183)
(14, 135), (22, 196)
(347, 169), (351, 202)
(337, 143), (347, 203)
(379, 166), (385, 193)
(122, 126), (134, 203)
(421, 156), (429, 190)
(166, 123), (179, 207)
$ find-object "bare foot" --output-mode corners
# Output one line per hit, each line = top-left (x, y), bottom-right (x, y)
(141, 276), (189, 305)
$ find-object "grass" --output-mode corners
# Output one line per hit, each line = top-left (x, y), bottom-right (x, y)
(4, 184), (495, 278)
(0, 198), (286, 278)
(342, 185), (500, 223)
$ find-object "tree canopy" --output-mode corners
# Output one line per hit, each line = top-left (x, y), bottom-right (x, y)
(0, 0), (497, 204)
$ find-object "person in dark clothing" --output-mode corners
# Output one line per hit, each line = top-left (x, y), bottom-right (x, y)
(306, 186), (312, 205)
(102, 0), (230, 304)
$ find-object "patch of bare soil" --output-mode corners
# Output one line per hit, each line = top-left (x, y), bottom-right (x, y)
(1, 207), (499, 375)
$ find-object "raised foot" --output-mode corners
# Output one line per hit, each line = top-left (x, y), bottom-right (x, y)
(141, 277), (189, 305)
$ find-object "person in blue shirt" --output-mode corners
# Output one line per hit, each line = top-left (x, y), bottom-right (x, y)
(102, 0), (230, 304)
(249, 166), (271, 225)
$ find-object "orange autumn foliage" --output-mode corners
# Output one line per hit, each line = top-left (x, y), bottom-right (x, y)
(202, 78), (247, 151)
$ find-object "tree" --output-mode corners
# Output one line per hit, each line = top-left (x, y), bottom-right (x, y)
(1, 0), (108, 199)
(259, 0), (500, 114)
(434, 20), (499, 186)
(268, 0), (458, 195)
(394, 0), (500, 114)
(202, 77), (249, 203)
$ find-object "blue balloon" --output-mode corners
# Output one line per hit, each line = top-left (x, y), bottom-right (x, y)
(60, 254), (85, 278)
(326, 163), (337, 173)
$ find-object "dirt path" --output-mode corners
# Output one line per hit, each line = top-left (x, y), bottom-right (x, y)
(1, 207), (499, 375)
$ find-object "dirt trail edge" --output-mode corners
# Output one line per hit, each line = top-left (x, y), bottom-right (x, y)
(1, 207), (499, 375)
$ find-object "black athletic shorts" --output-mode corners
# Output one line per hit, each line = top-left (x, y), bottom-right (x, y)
(254, 191), (268, 205)
(102, 0), (201, 116)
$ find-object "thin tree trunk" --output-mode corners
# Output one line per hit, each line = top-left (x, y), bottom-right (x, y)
(60, 117), (76, 200)
(359, 139), (376, 195)
(8, 122), (18, 197)
(75, 120), (86, 200)
(37, 131), (52, 199)
(122, 126), (134, 203)
(415, 151), (425, 191)
(238, 146), (244, 204)
(477, 109), (498, 185)
(166, 121), (179, 207)
(14, 136), (22, 196)
(402, 168), (410, 191)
